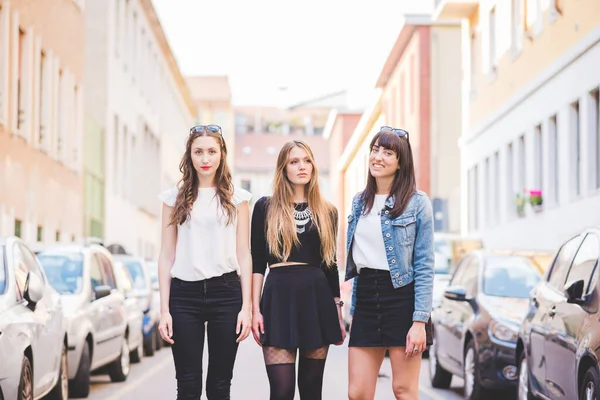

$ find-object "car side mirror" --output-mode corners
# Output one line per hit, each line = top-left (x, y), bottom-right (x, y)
(93, 285), (113, 301)
(444, 286), (469, 302)
(565, 279), (586, 305)
(24, 272), (44, 306)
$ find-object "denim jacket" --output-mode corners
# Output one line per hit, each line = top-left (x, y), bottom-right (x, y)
(345, 190), (434, 323)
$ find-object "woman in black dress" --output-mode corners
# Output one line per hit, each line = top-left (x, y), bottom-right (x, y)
(251, 140), (345, 400)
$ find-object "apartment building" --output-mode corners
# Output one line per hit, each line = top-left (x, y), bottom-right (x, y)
(337, 15), (463, 234)
(0, 0), (85, 244)
(85, 0), (195, 259)
(434, 0), (600, 250)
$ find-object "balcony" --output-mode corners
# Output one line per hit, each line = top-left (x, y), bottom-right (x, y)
(433, 0), (479, 20)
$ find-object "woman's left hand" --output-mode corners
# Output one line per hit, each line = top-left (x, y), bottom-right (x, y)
(405, 321), (426, 358)
(236, 308), (252, 343)
(335, 319), (347, 346)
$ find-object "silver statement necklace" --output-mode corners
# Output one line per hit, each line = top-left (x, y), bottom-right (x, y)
(293, 204), (312, 234)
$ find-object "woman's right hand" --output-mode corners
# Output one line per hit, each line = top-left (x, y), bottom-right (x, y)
(159, 312), (174, 345)
(251, 310), (265, 346)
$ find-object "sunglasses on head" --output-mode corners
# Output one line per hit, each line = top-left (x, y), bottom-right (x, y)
(380, 126), (409, 139)
(189, 124), (222, 135)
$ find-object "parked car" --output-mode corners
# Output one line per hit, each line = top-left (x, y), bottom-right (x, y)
(111, 257), (146, 360)
(38, 243), (131, 398)
(0, 236), (68, 400)
(429, 250), (547, 399)
(517, 227), (600, 400)
(145, 261), (165, 350)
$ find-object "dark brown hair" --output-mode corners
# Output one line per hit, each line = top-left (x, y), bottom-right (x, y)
(361, 130), (416, 218)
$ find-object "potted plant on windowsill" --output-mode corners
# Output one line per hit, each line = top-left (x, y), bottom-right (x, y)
(529, 189), (543, 212)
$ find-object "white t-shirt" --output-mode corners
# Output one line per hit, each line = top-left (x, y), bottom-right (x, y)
(158, 186), (252, 281)
(352, 194), (389, 273)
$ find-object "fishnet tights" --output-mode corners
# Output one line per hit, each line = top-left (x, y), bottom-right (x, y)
(262, 346), (329, 400)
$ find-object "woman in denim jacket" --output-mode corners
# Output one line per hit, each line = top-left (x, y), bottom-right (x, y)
(346, 126), (434, 400)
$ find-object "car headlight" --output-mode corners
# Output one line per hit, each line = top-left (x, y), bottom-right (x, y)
(489, 320), (519, 342)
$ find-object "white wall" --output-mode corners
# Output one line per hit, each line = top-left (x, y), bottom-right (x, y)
(463, 38), (600, 251)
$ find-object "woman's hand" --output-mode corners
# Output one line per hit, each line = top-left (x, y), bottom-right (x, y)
(251, 310), (265, 346)
(335, 318), (347, 346)
(159, 312), (174, 345)
(236, 308), (252, 343)
(405, 321), (426, 359)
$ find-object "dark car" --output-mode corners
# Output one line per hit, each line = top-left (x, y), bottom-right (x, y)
(429, 250), (545, 400)
(517, 228), (600, 400)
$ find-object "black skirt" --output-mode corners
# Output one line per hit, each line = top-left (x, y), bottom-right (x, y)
(349, 268), (433, 347)
(260, 265), (342, 350)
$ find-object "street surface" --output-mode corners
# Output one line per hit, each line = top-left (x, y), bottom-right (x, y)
(80, 339), (511, 400)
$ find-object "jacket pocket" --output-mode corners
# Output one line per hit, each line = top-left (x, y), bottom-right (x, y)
(391, 215), (417, 245)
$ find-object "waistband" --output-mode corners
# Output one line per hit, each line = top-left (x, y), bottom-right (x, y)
(359, 268), (391, 276)
(172, 270), (238, 284)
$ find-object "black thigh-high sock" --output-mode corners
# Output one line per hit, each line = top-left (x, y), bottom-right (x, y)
(265, 363), (296, 400)
(297, 357), (327, 400)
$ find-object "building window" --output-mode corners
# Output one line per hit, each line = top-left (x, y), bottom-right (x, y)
(468, 166), (479, 231)
(484, 157), (490, 226)
(493, 152), (499, 224)
(400, 72), (405, 125)
(55, 230), (60, 242)
(409, 55), (415, 115)
(470, 29), (477, 98)
(113, 115), (120, 195)
(590, 89), (600, 190)
(506, 143), (514, 218)
(518, 135), (526, 194)
(38, 50), (49, 150)
(114, 0), (120, 57)
(37, 226), (43, 242)
(548, 115), (559, 205)
(534, 124), (542, 190)
(16, 28), (26, 132)
(489, 7), (497, 71)
(56, 69), (64, 159)
(241, 179), (251, 192)
(526, 0), (542, 36)
(15, 220), (22, 238)
(511, 0), (524, 54)
(571, 101), (581, 197)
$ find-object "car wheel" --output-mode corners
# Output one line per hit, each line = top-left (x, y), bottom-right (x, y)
(47, 342), (69, 400)
(69, 341), (91, 398)
(518, 351), (536, 400)
(17, 356), (33, 400)
(429, 338), (452, 389)
(130, 342), (143, 364)
(580, 366), (599, 400)
(154, 325), (163, 351)
(144, 328), (156, 357)
(108, 339), (130, 382)
(464, 339), (488, 400)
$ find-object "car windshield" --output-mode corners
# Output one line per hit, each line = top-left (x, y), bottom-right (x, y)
(483, 256), (541, 298)
(38, 253), (84, 294)
(434, 251), (451, 274)
(124, 260), (147, 290)
(0, 246), (6, 295)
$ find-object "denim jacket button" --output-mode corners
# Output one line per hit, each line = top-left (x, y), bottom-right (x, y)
(385, 221), (389, 225)
(386, 233), (390, 238)
(385, 210), (389, 214)
(391, 259), (396, 264)
(395, 273), (399, 277)
(388, 246), (393, 251)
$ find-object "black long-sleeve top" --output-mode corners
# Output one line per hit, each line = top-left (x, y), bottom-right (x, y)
(251, 196), (341, 298)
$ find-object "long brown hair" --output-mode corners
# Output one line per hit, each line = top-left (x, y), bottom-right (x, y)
(361, 130), (416, 218)
(169, 130), (235, 226)
(266, 141), (337, 266)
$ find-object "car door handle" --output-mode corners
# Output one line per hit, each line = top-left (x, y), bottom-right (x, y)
(548, 306), (556, 318)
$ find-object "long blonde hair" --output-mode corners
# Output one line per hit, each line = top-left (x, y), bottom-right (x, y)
(266, 141), (337, 266)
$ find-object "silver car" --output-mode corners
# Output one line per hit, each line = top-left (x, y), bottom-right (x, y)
(0, 237), (68, 400)
(38, 244), (131, 398)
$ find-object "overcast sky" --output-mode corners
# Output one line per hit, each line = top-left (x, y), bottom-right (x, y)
(153, 0), (434, 107)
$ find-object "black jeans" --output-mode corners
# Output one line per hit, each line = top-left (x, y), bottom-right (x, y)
(170, 272), (242, 400)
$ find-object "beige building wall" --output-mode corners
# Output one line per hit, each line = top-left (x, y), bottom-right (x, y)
(430, 25), (463, 232)
(0, 0), (85, 244)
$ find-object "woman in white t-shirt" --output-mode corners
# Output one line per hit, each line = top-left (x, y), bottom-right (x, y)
(157, 124), (252, 400)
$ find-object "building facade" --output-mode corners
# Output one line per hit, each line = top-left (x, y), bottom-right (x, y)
(186, 75), (236, 170)
(434, 0), (600, 250)
(84, 0), (194, 259)
(338, 15), (463, 236)
(0, 0), (85, 245)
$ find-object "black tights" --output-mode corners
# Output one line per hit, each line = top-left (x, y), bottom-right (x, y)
(263, 346), (329, 400)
